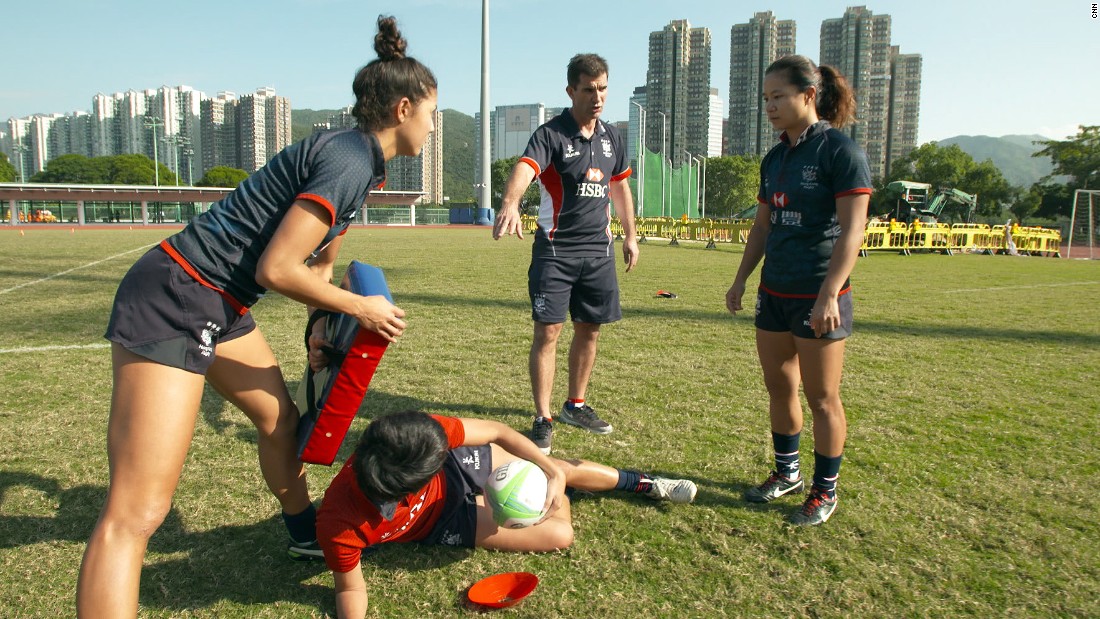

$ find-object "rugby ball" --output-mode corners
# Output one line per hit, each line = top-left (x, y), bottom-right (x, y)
(485, 460), (548, 529)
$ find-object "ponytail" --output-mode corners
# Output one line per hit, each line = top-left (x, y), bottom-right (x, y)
(816, 65), (856, 129)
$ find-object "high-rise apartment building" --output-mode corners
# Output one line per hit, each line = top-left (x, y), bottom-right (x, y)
(378, 109), (444, 204)
(236, 87), (291, 174)
(492, 104), (547, 162)
(707, 88), (723, 157)
(887, 48), (923, 173)
(727, 11), (796, 157)
(2, 84), (293, 182)
(645, 19), (712, 167)
(200, 92), (239, 173)
(820, 6), (920, 178)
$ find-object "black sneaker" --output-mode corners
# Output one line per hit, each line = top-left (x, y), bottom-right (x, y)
(559, 403), (613, 434)
(744, 471), (804, 503)
(287, 538), (325, 562)
(789, 487), (838, 526)
(530, 417), (553, 454)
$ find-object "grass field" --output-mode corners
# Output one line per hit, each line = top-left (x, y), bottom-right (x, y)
(0, 226), (1098, 618)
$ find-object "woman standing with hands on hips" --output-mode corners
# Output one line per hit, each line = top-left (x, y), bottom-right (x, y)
(77, 16), (437, 617)
(726, 55), (871, 526)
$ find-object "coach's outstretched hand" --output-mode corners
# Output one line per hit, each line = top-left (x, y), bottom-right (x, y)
(351, 295), (406, 342)
(493, 204), (524, 240)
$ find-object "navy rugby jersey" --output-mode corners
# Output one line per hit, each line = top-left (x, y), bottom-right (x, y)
(162, 128), (385, 309)
(519, 110), (631, 258)
(756, 121), (872, 296)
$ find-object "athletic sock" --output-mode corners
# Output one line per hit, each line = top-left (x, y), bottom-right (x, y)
(772, 431), (801, 480)
(282, 503), (317, 544)
(566, 399), (585, 409)
(615, 470), (654, 494)
(812, 451), (842, 500)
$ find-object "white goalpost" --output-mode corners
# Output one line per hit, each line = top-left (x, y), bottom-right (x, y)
(1068, 190), (1100, 259)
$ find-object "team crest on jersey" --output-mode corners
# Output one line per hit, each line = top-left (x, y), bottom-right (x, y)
(601, 138), (613, 158)
(771, 192), (789, 209)
(586, 168), (604, 182)
(801, 165), (820, 190)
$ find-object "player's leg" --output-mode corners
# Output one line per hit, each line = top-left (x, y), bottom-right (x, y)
(204, 327), (314, 548)
(560, 257), (619, 434)
(77, 345), (205, 618)
(528, 256), (574, 453)
(530, 321), (564, 419)
(744, 327), (806, 503)
(789, 334), (847, 525)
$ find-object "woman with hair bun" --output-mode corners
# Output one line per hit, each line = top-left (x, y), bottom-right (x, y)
(77, 16), (437, 617)
(726, 55), (871, 526)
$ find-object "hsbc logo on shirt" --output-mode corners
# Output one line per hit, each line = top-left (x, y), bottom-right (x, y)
(771, 192), (789, 209)
(577, 168), (607, 197)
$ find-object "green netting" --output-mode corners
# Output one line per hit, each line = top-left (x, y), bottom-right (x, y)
(627, 147), (699, 218)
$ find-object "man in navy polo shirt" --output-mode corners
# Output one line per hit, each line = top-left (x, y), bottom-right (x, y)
(493, 53), (638, 454)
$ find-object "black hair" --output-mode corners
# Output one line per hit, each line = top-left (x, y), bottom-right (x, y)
(567, 53), (609, 88)
(351, 16), (438, 132)
(352, 410), (449, 502)
(765, 55), (856, 129)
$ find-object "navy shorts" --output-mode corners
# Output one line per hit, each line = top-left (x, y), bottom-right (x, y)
(528, 255), (621, 324)
(754, 288), (853, 340)
(104, 246), (256, 374)
(419, 445), (493, 548)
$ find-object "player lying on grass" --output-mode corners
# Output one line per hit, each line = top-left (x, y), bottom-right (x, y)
(316, 410), (697, 618)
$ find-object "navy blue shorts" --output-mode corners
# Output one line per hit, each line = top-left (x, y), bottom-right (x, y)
(104, 247), (256, 374)
(419, 445), (493, 548)
(754, 288), (853, 340)
(528, 255), (621, 324)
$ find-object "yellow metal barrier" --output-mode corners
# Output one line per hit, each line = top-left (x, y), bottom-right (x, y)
(521, 214), (1061, 257)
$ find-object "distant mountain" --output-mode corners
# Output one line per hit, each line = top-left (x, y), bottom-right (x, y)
(292, 107), (476, 203)
(936, 134), (1053, 187)
(292, 109), (342, 143)
(441, 109), (476, 203)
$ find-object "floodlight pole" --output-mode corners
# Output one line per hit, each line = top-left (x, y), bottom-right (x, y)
(12, 141), (29, 183)
(629, 100), (645, 217)
(144, 116), (164, 186)
(476, 0), (492, 225)
(684, 150), (694, 218)
(657, 111), (667, 218)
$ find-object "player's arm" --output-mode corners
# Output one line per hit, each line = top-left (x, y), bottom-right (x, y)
(459, 418), (566, 516)
(492, 160), (537, 240)
(609, 178), (639, 272)
(256, 200), (406, 341)
(727, 203), (772, 315)
(810, 193), (869, 336)
(333, 565), (368, 619)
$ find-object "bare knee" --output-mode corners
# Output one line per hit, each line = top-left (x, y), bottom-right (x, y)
(533, 323), (564, 349)
(538, 520), (574, 551)
(100, 497), (172, 541)
(806, 394), (844, 419)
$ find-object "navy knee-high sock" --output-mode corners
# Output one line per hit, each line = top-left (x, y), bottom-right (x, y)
(812, 452), (842, 499)
(772, 431), (801, 480)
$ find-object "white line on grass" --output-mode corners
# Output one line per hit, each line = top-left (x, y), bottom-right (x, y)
(0, 244), (155, 296)
(944, 281), (1100, 293)
(0, 343), (111, 354)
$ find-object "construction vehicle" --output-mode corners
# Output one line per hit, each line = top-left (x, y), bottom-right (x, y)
(886, 181), (977, 224)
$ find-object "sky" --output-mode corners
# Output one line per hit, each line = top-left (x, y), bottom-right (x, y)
(4, 0), (1098, 144)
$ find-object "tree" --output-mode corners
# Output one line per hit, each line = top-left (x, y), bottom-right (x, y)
(1034, 125), (1100, 189)
(198, 166), (250, 188)
(702, 155), (760, 218)
(29, 154), (108, 183)
(490, 156), (539, 212)
(1030, 181), (1075, 219)
(0, 151), (17, 182)
(1009, 186), (1042, 225)
(885, 142), (1013, 219)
